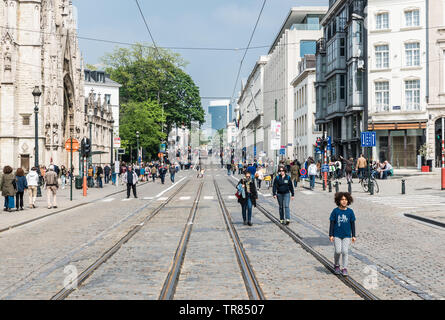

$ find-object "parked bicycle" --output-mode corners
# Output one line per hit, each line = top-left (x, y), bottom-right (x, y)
(361, 171), (379, 193)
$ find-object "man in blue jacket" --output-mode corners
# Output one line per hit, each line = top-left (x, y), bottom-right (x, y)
(273, 166), (295, 225)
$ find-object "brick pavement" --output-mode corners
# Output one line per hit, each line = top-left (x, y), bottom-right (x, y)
(0, 171), (190, 299)
(216, 174), (360, 300)
(226, 171), (444, 300)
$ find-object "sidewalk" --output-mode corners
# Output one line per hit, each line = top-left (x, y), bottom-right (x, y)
(0, 180), (143, 232)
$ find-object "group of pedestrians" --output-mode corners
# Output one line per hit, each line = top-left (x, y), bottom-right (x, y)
(235, 164), (356, 277)
(1, 165), (60, 211)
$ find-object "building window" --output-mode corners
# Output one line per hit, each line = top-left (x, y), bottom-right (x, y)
(22, 115), (30, 125)
(356, 71), (363, 92)
(405, 42), (420, 66)
(376, 13), (389, 29)
(375, 45), (389, 69)
(375, 81), (389, 112)
(300, 40), (316, 57)
(105, 94), (111, 104)
(405, 80), (420, 110)
(405, 10), (420, 27)
(340, 75), (345, 99)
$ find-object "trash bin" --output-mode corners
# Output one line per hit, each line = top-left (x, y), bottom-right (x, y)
(75, 176), (83, 189)
(426, 160), (433, 172)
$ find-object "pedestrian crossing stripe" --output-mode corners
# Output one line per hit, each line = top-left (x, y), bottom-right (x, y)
(228, 196), (236, 200)
(144, 197), (154, 200)
(157, 197), (168, 201)
(121, 198), (132, 201)
(102, 198), (114, 202)
(180, 196), (191, 200)
(204, 196), (214, 200)
(301, 191), (315, 195)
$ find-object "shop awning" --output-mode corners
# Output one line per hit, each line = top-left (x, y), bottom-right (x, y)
(368, 122), (426, 131)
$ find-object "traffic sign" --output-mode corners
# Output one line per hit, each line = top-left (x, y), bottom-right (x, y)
(361, 131), (376, 147)
(300, 168), (307, 176)
(114, 137), (121, 148)
(117, 148), (125, 155)
(65, 138), (79, 152)
(280, 148), (286, 155)
(160, 144), (166, 153)
(321, 164), (329, 173)
(327, 136), (332, 151)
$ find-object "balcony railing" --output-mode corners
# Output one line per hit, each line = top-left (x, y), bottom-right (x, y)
(291, 23), (322, 31)
(349, 0), (365, 21)
(316, 38), (326, 54)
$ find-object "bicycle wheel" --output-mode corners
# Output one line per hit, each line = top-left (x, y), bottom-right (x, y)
(361, 178), (369, 192)
(372, 179), (379, 193)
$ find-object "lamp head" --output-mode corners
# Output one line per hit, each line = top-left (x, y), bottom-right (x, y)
(32, 86), (42, 108)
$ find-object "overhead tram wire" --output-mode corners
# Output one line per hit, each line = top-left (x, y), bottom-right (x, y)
(230, 0), (267, 105)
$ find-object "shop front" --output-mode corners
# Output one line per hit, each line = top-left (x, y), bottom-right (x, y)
(370, 123), (426, 168)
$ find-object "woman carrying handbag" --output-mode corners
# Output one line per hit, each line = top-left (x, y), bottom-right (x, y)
(236, 171), (258, 226)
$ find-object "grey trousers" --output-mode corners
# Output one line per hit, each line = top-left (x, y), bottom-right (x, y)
(334, 237), (351, 269)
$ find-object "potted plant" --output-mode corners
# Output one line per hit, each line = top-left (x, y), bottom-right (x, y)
(419, 143), (432, 172)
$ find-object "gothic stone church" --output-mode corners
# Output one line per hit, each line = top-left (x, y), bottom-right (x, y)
(0, 0), (86, 171)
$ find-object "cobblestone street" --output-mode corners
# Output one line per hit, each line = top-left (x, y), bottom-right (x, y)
(0, 167), (443, 300)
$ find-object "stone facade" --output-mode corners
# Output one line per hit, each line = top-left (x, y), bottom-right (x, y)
(0, 0), (85, 172)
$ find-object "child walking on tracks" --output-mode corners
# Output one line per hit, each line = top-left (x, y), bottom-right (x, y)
(329, 192), (356, 277)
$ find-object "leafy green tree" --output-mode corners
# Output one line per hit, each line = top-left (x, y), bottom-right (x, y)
(101, 43), (204, 132)
(119, 100), (165, 159)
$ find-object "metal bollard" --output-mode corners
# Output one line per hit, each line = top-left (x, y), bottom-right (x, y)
(334, 181), (339, 193)
(323, 179), (326, 191)
(402, 179), (406, 194)
(328, 180), (332, 192)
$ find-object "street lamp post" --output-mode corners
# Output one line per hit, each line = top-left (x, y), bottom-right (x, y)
(33, 86), (42, 197)
(136, 131), (140, 165)
(110, 119), (114, 167)
(88, 109), (93, 169)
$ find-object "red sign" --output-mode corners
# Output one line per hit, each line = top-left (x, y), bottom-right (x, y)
(300, 168), (307, 176)
(65, 138), (79, 152)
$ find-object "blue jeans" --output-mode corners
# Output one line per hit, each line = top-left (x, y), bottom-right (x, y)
(170, 173), (175, 183)
(276, 193), (290, 220)
(96, 177), (103, 188)
(309, 175), (316, 189)
(241, 195), (253, 223)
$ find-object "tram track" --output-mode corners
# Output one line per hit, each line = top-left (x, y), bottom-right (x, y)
(51, 179), (190, 300)
(213, 177), (265, 300)
(159, 181), (204, 300)
(225, 177), (378, 301)
(0, 180), (153, 234)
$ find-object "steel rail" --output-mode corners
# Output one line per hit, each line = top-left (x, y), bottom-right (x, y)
(0, 180), (152, 234)
(159, 181), (204, 300)
(404, 213), (445, 228)
(213, 178), (265, 300)
(51, 179), (190, 300)
(226, 178), (379, 301)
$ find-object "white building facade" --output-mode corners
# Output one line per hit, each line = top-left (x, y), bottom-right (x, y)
(367, 0), (428, 167)
(291, 55), (322, 161)
(84, 69), (121, 166)
(237, 56), (268, 163)
(263, 7), (327, 162)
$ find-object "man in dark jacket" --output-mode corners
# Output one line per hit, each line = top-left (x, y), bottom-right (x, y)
(273, 166), (295, 225)
(159, 164), (167, 184)
(104, 165), (111, 184)
(96, 166), (103, 188)
(236, 171), (258, 226)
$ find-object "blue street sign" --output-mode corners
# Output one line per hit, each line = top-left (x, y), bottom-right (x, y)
(361, 132), (377, 147)
(254, 146), (257, 156)
(327, 136), (332, 151)
(321, 164), (329, 173)
(332, 147), (335, 155)
(280, 148), (286, 155)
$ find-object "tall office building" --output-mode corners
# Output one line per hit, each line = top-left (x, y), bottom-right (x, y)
(208, 100), (232, 132)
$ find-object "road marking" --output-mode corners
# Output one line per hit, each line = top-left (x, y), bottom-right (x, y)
(216, 174), (220, 177)
(154, 176), (187, 199)
(204, 196), (214, 200)
(102, 198), (114, 202)
(301, 191), (315, 195)
(180, 196), (191, 200)
(144, 197), (154, 200)
(121, 198), (132, 201)
(158, 197), (168, 201)
(228, 196), (236, 200)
